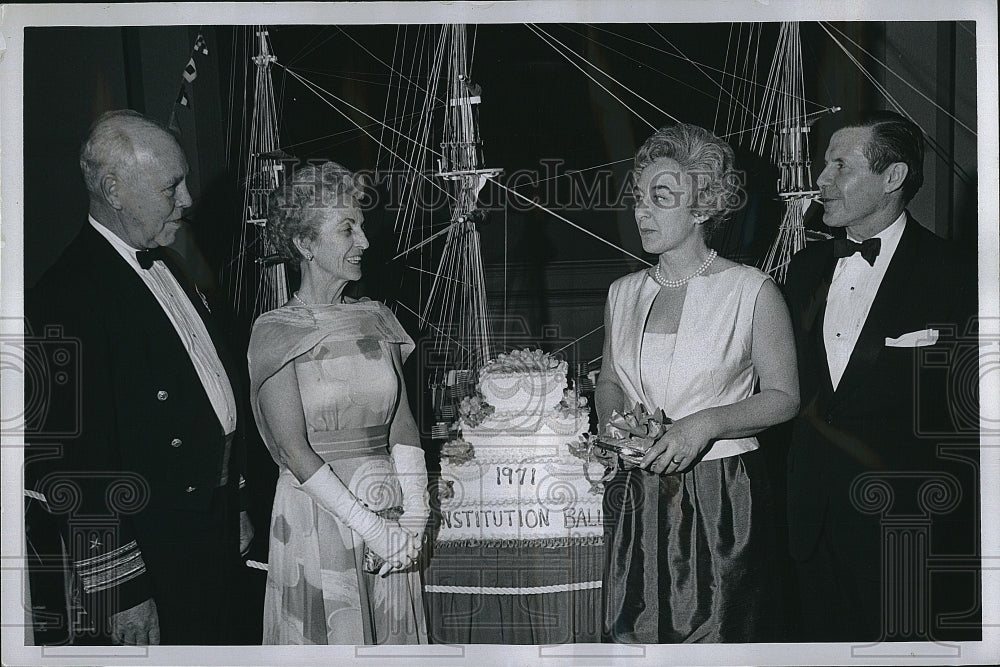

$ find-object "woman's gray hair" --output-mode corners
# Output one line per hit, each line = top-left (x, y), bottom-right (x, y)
(634, 123), (744, 234)
(266, 161), (367, 261)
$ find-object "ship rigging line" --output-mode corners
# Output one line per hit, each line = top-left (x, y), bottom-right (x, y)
(551, 322), (606, 357)
(279, 65), (458, 207)
(377, 25), (401, 174)
(822, 21), (976, 136)
(391, 225), (453, 261)
(590, 23), (827, 112)
(594, 23), (799, 97)
(556, 23), (730, 111)
(275, 107), (441, 153)
(403, 263), (471, 285)
(525, 23), (662, 129)
(280, 66), (447, 162)
(509, 157), (634, 190)
(392, 299), (470, 354)
(817, 23), (974, 185)
(336, 26), (440, 101)
(647, 23), (771, 133)
(487, 175), (651, 267)
(508, 101), (838, 192)
(286, 26), (338, 67)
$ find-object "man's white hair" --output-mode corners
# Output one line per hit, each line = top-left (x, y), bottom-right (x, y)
(79, 110), (169, 195)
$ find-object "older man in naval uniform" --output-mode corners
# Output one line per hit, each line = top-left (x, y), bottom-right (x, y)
(27, 110), (253, 645)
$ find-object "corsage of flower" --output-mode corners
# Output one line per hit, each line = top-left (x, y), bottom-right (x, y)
(580, 402), (673, 473)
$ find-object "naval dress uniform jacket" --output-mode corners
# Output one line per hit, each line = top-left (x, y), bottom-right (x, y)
(26, 223), (248, 644)
(783, 214), (978, 640)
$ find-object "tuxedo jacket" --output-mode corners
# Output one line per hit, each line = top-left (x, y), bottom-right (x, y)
(783, 215), (977, 566)
(25, 223), (248, 618)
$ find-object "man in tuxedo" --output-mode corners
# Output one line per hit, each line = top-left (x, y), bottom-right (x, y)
(26, 110), (253, 645)
(784, 111), (978, 641)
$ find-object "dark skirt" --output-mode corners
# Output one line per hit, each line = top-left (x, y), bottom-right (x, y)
(602, 449), (776, 643)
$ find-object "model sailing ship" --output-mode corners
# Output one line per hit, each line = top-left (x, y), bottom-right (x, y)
(225, 21), (970, 356)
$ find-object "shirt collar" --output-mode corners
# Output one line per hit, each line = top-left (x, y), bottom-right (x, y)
(845, 210), (906, 265)
(89, 215), (147, 272)
(847, 211), (906, 244)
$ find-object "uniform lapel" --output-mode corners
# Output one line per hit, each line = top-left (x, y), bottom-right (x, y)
(78, 225), (180, 339)
(832, 217), (916, 401)
(81, 225), (234, 428)
(159, 251), (244, 404)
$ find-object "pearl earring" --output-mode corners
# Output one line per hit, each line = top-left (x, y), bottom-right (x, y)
(303, 251), (313, 261)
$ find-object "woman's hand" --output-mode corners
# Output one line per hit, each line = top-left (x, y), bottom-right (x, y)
(376, 520), (422, 577)
(640, 411), (717, 475)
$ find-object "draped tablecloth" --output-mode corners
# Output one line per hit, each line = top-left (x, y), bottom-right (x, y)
(425, 540), (604, 644)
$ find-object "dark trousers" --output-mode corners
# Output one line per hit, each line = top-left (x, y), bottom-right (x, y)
(793, 527), (882, 642)
(792, 515), (981, 643)
(133, 484), (241, 645)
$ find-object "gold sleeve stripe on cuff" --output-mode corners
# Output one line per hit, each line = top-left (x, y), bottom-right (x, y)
(75, 540), (147, 594)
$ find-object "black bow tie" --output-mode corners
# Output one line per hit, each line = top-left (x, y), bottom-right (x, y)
(136, 247), (166, 270)
(832, 237), (881, 266)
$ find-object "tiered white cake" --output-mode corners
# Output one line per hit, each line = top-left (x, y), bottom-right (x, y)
(437, 350), (604, 546)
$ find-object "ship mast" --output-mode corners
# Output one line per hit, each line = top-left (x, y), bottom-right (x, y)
(420, 24), (503, 373)
(229, 27), (289, 318)
(757, 22), (832, 283)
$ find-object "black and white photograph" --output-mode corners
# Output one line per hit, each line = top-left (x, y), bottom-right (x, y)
(1, 1), (997, 664)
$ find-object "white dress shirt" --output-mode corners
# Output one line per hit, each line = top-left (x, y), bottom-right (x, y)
(823, 211), (907, 390)
(90, 217), (237, 435)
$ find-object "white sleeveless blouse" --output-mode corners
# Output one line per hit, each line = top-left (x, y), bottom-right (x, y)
(605, 264), (771, 461)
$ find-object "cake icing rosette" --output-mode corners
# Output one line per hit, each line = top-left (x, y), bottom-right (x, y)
(440, 437), (476, 465)
(481, 348), (563, 374)
(456, 393), (494, 428)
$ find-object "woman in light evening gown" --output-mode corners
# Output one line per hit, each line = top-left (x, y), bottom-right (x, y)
(596, 124), (799, 643)
(248, 161), (428, 644)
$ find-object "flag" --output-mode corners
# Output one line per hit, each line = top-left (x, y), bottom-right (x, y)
(193, 33), (208, 55)
(176, 86), (191, 109)
(183, 58), (197, 83)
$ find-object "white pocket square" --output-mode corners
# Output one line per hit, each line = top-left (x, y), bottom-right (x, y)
(885, 329), (939, 347)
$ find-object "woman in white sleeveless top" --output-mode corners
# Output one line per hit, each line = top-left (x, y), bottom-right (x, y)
(596, 124), (799, 643)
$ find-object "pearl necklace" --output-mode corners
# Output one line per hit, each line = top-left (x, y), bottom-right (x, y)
(292, 291), (346, 306)
(652, 250), (718, 288)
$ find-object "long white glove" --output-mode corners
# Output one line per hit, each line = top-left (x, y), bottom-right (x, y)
(391, 444), (430, 539)
(299, 464), (416, 565)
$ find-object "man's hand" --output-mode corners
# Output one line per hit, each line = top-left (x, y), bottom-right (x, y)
(239, 510), (255, 555)
(110, 598), (160, 645)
